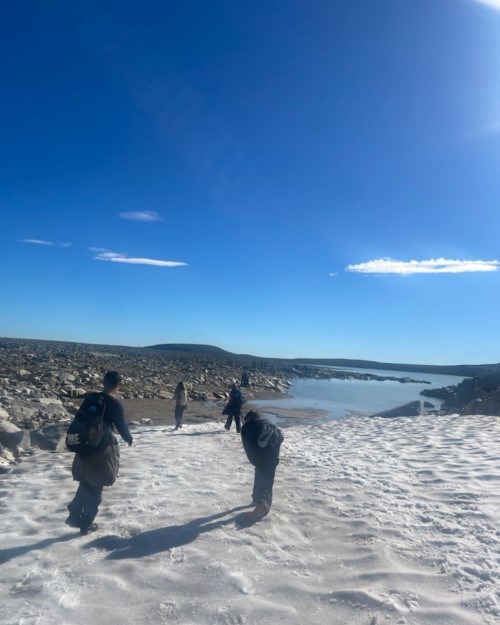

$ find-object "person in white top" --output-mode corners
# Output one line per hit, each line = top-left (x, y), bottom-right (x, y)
(171, 381), (188, 430)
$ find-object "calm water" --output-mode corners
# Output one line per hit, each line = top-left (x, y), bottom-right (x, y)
(251, 367), (466, 420)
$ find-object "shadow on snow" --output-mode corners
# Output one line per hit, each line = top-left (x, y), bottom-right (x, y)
(0, 533), (76, 564)
(86, 505), (253, 560)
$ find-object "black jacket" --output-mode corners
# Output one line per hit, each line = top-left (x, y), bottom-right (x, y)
(80, 392), (133, 449)
(223, 388), (243, 416)
(72, 392), (131, 487)
(241, 417), (283, 467)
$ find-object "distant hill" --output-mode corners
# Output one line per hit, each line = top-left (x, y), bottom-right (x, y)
(146, 343), (259, 361)
(147, 343), (233, 356)
(288, 358), (500, 378)
(145, 344), (500, 377)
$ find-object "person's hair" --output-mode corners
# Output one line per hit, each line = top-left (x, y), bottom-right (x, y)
(244, 410), (260, 422)
(103, 370), (122, 389)
(176, 381), (185, 392)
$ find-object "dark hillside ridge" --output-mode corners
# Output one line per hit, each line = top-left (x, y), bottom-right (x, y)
(289, 358), (499, 378)
(147, 343), (234, 356)
(147, 344), (499, 377)
(146, 343), (257, 361)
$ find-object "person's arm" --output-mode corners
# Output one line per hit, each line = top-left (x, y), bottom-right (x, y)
(241, 421), (260, 465)
(109, 399), (133, 445)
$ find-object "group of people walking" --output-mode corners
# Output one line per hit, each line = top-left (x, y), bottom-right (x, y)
(66, 371), (283, 533)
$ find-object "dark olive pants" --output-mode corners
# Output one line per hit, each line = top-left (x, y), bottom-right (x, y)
(252, 462), (278, 507)
(68, 483), (103, 526)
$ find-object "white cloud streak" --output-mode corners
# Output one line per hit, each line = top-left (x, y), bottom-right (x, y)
(119, 211), (163, 222)
(20, 239), (73, 247)
(93, 250), (187, 267)
(346, 258), (500, 275)
(21, 239), (55, 246)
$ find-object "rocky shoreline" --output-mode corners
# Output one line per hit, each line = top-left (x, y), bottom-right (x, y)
(421, 372), (500, 416)
(0, 337), (445, 472)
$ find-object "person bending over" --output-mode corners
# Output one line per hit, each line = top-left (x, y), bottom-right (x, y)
(240, 410), (283, 523)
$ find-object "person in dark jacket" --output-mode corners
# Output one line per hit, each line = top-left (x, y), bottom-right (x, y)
(66, 370), (133, 534)
(240, 410), (283, 523)
(223, 383), (244, 432)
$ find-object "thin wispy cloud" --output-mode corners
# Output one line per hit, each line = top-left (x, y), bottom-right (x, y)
(119, 211), (163, 222)
(21, 239), (55, 246)
(92, 249), (186, 267)
(346, 258), (500, 275)
(20, 239), (73, 248)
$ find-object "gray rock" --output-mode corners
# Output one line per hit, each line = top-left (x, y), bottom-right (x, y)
(0, 420), (31, 450)
(59, 373), (76, 383)
(156, 390), (173, 400)
(0, 457), (12, 473)
(30, 424), (67, 451)
(1, 448), (15, 463)
(33, 397), (64, 407)
(370, 400), (424, 418)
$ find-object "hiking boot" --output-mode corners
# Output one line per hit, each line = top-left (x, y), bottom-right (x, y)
(65, 514), (81, 528)
(240, 503), (270, 523)
(80, 522), (99, 535)
(224, 423), (230, 430)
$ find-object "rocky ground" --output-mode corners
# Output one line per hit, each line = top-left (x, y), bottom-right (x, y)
(0, 337), (294, 472)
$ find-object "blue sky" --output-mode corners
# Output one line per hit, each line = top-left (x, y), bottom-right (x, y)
(2, 0), (500, 364)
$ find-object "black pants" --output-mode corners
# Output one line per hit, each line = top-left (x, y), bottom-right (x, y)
(175, 404), (186, 428)
(252, 462), (277, 508)
(225, 412), (241, 432)
(68, 483), (103, 526)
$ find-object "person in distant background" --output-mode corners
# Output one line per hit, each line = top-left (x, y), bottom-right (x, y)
(222, 383), (244, 433)
(239, 410), (283, 523)
(66, 370), (133, 535)
(171, 381), (188, 430)
(240, 370), (250, 387)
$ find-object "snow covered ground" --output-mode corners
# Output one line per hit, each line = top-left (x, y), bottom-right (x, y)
(1, 413), (499, 625)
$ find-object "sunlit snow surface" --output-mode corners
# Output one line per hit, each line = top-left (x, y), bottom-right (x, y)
(1, 414), (499, 625)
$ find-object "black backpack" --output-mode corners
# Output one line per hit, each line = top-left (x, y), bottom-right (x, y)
(66, 393), (107, 456)
(258, 421), (284, 454)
